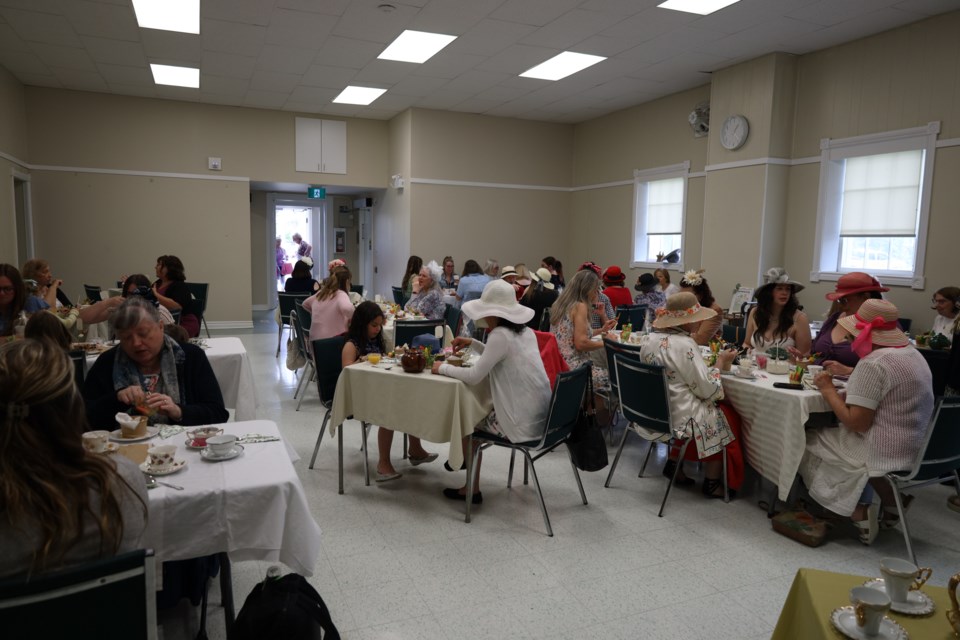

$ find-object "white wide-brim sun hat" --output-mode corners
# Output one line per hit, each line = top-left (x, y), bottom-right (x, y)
(461, 279), (535, 325)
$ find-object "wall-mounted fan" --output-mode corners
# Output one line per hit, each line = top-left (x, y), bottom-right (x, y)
(688, 101), (710, 137)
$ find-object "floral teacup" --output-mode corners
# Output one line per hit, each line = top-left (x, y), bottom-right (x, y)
(187, 427), (223, 447)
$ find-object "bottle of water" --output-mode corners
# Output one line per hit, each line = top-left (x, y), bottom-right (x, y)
(13, 311), (27, 339)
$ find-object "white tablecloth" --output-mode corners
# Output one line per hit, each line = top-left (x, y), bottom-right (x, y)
(721, 370), (834, 500)
(85, 337), (259, 421)
(141, 420), (321, 575)
(330, 361), (493, 472)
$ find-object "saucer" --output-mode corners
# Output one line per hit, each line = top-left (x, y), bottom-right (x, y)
(139, 459), (187, 476)
(830, 607), (908, 640)
(185, 439), (207, 450)
(200, 444), (244, 462)
(735, 368), (756, 379)
(863, 578), (936, 615)
(109, 426), (159, 443)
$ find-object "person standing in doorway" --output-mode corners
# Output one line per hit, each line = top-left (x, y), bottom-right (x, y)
(275, 238), (287, 283)
(292, 233), (312, 263)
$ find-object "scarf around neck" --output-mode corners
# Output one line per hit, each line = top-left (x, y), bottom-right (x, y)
(112, 334), (185, 411)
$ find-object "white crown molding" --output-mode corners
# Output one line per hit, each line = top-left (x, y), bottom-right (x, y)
(936, 136), (960, 148)
(32, 164), (250, 182)
(409, 177), (568, 191)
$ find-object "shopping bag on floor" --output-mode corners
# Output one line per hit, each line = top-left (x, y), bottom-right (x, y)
(233, 569), (340, 640)
(771, 510), (828, 547)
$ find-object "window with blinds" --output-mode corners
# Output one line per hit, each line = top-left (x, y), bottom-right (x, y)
(812, 123), (938, 287)
(631, 162), (688, 268)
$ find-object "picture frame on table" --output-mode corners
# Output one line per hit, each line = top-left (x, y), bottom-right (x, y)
(334, 228), (346, 253)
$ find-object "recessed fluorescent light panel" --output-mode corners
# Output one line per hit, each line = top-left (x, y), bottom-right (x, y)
(657, 0), (741, 15)
(333, 86), (387, 105)
(520, 51), (606, 81)
(150, 64), (200, 88)
(133, 0), (199, 34)
(378, 30), (457, 63)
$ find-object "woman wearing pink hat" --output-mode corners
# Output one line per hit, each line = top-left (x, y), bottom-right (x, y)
(806, 272), (889, 376)
(802, 299), (934, 544)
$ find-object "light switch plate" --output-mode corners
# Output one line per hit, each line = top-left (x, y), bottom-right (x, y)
(208, 157), (222, 171)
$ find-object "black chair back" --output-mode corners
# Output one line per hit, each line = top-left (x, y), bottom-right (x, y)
(350, 284), (364, 297)
(537, 364), (591, 449)
(538, 307), (551, 332)
(311, 336), (346, 407)
(185, 282), (208, 316)
(615, 305), (648, 330)
(394, 319), (444, 349)
(613, 354), (671, 434)
(0, 549), (157, 639)
(69, 349), (87, 386)
(721, 324), (741, 344)
(83, 284), (102, 302)
(899, 317), (912, 333)
(894, 397), (960, 482)
(391, 286), (408, 306)
(171, 309), (182, 325)
(294, 299), (312, 332)
(916, 347), (949, 396)
(444, 303), (462, 336)
(603, 338), (642, 402)
(278, 293), (309, 328)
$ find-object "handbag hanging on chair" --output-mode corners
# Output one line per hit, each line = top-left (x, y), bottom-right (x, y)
(285, 317), (307, 371)
(566, 377), (609, 472)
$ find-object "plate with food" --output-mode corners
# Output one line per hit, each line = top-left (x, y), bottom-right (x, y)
(71, 342), (112, 354)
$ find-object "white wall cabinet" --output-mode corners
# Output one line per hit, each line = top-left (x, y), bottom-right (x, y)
(295, 117), (346, 174)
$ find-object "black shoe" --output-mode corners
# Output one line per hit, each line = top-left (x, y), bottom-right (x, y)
(443, 487), (482, 504)
(702, 477), (735, 500)
(444, 460), (467, 472)
(662, 460), (695, 486)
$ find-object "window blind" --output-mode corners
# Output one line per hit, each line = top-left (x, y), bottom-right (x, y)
(839, 150), (923, 237)
(646, 177), (683, 234)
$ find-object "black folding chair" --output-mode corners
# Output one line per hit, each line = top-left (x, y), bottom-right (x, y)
(394, 319), (445, 349)
(309, 336), (346, 469)
(185, 282), (210, 338)
(615, 305), (648, 330)
(83, 284), (102, 302)
(276, 292), (310, 356)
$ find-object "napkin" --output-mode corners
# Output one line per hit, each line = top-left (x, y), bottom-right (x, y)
(116, 412), (140, 432)
(159, 425), (185, 439)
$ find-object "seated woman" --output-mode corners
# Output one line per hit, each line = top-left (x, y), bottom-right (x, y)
(808, 272), (887, 376)
(550, 269), (616, 400)
(82, 297), (228, 428)
(483, 259), (500, 279)
(678, 269), (723, 345)
(654, 267), (680, 298)
(439, 256), (458, 290)
(578, 262), (615, 329)
(637, 293), (742, 497)
(456, 259), (490, 303)
(601, 265), (633, 309)
(0, 339), (148, 578)
(0, 263), (28, 337)
(432, 280), (552, 503)
(803, 299), (934, 544)
(401, 255), (423, 299)
(404, 260), (445, 320)
(742, 268), (811, 357)
(519, 268), (558, 330)
(152, 255), (200, 338)
(633, 273), (666, 310)
(284, 259), (321, 294)
(122, 274), (175, 325)
(303, 266), (354, 342)
(931, 286), (960, 345)
(22, 258), (71, 309)
(342, 301), (437, 482)
(24, 310), (73, 351)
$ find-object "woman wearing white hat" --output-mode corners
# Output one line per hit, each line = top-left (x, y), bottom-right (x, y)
(638, 292), (743, 498)
(519, 267), (558, 330)
(742, 267), (811, 356)
(432, 279), (552, 504)
(803, 299), (934, 544)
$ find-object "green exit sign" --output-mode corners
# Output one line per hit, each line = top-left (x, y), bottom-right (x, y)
(307, 187), (326, 199)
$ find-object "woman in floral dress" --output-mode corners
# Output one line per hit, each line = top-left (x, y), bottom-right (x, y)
(550, 269), (616, 396)
(637, 292), (744, 498)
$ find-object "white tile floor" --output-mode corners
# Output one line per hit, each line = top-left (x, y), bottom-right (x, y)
(159, 327), (960, 640)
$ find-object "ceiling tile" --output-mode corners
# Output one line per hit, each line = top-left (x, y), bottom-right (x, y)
(48, 66), (109, 91)
(475, 43), (557, 75)
(0, 0), (61, 14)
(894, 0), (960, 15)
(153, 85), (200, 101)
(250, 68), (300, 93)
(447, 19), (536, 57)
(441, 69), (510, 94)
(574, 33), (648, 58)
(275, 0), (351, 15)
(414, 89), (477, 109)
(316, 102), (362, 117)
(413, 51), (486, 79)
(472, 83), (531, 103)
(201, 51), (258, 79)
(256, 44), (315, 75)
(265, 8), (336, 45)
(449, 97), (503, 113)
(203, 0), (277, 27)
(15, 71), (61, 87)
(491, 0), (583, 28)
(521, 9), (624, 50)
(409, 0), (503, 34)
(29, 42), (97, 71)
(81, 36), (147, 66)
(286, 85), (337, 104)
(0, 8), (82, 47)
(388, 74), (450, 97)
(142, 29), (202, 63)
(600, 6), (696, 41)
(352, 59), (415, 85)
(281, 100), (326, 113)
(0, 49), (49, 74)
(332, 2), (419, 44)
(58, 0), (139, 41)
(243, 89), (289, 108)
(200, 92), (244, 106)
(96, 63), (152, 85)
(301, 64), (357, 89)
(365, 92), (417, 111)
(107, 83), (156, 98)
(201, 19), (266, 57)
(0, 21), (30, 51)
(200, 74), (250, 96)
(313, 36), (382, 69)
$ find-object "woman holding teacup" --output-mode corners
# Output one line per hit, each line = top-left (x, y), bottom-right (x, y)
(82, 297), (228, 428)
(0, 339), (148, 578)
(802, 299), (934, 544)
(343, 301), (437, 482)
(637, 293), (744, 498)
(742, 268), (811, 357)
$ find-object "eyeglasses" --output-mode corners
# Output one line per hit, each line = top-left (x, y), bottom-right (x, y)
(0, 286), (15, 294)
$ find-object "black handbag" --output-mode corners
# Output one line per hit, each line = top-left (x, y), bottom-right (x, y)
(566, 378), (609, 472)
(233, 570), (340, 640)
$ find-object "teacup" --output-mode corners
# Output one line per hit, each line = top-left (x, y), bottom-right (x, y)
(82, 430), (110, 453)
(849, 585), (890, 636)
(367, 353), (381, 365)
(147, 444), (177, 471)
(947, 572), (960, 634)
(187, 426), (223, 447)
(807, 365), (824, 377)
(207, 434), (238, 457)
(737, 359), (756, 378)
(880, 557), (931, 603)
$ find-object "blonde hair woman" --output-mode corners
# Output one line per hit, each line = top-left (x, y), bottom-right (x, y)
(0, 339), (148, 577)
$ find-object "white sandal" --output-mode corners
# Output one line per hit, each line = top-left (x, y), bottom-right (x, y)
(852, 503), (879, 545)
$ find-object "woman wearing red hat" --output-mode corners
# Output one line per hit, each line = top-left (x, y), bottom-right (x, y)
(601, 265), (633, 308)
(805, 272), (889, 376)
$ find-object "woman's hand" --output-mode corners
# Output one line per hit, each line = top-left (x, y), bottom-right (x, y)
(431, 361), (442, 374)
(601, 318), (617, 332)
(786, 346), (804, 364)
(451, 337), (473, 351)
(822, 360), (853, 377)
(813, 371), (834, 392)
(716, 348), (738, 371)
(117, 385), (145, 405)
(145, 392), (182, 421)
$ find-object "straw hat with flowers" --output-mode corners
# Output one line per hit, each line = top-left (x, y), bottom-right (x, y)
(837, 299), (909, 358)
(652, 292), (717, 330)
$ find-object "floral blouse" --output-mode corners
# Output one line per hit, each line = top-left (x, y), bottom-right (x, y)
(404, 288), (445, 320)
(637, 329), (735, 458)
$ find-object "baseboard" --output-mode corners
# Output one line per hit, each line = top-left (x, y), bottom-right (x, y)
(252, 304), (271, 311)
(206, 320), (254, 330)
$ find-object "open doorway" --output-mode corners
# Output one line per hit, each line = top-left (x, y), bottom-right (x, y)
(273, 197), (327, 290)
(13, 172), (33, 263)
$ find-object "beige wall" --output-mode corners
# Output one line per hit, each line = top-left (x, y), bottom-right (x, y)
(30, 171), (251, 322)
(0, 66), (28, 263)
(372, 110), (412, 298)
(250, 190), (268, 307)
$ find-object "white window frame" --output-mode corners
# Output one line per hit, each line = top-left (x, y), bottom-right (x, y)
(630, 160), (689, 271)
(810, 122), (939, 289)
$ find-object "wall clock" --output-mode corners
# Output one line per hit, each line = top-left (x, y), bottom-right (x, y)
(720, 114), (749, 150)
